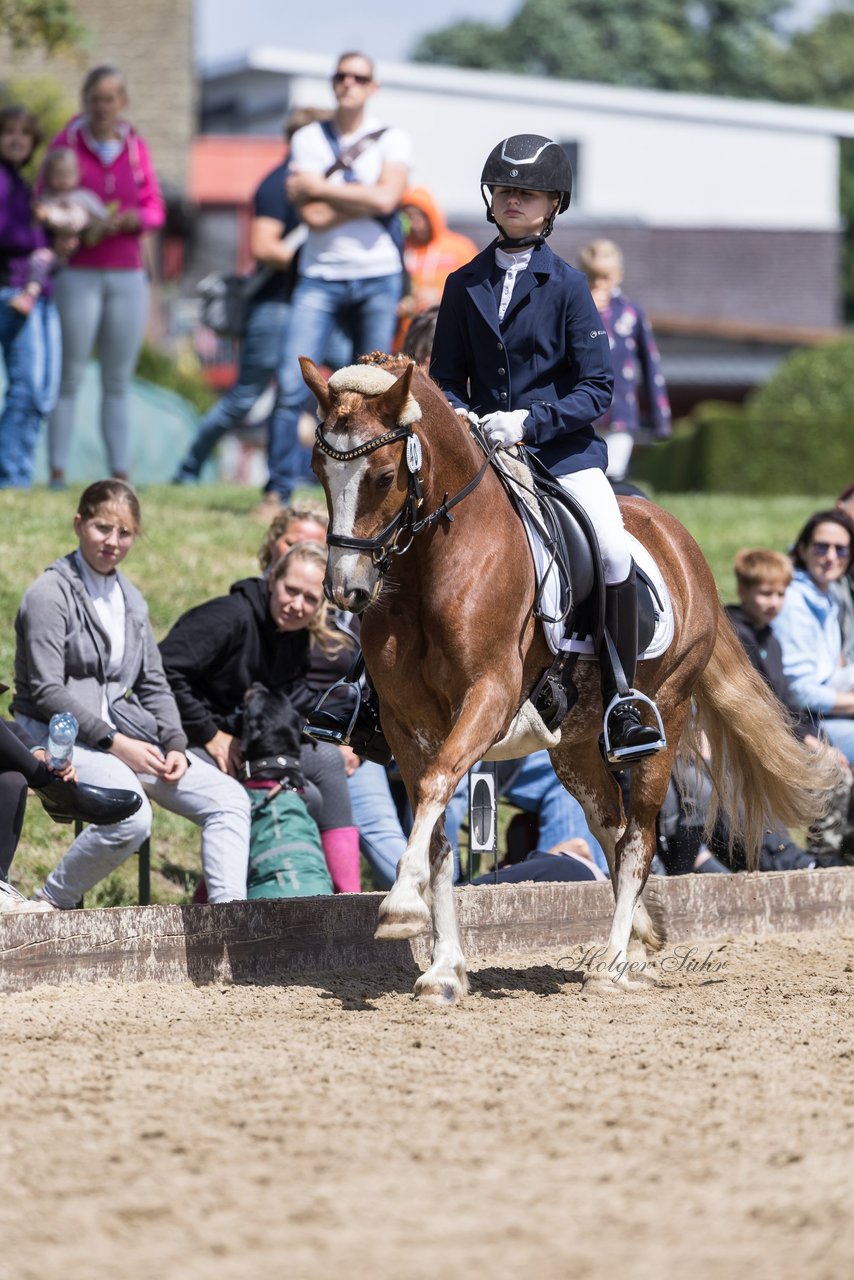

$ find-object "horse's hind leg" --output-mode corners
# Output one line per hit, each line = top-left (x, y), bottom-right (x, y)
(552, 738), (671, 994)
(413, 824), (469, 1005)
(589, 753), (675, 994)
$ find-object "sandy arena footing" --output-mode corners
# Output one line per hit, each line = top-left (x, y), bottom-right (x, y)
(1, 867), (852, 991)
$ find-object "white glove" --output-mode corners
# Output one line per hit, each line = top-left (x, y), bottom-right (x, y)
(480, 409), (528, 447)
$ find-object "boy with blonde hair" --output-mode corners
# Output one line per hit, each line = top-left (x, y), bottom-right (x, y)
(728, 547), (798, 709)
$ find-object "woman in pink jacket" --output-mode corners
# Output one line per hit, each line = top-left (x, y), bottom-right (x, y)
(44, 66), (165, 488)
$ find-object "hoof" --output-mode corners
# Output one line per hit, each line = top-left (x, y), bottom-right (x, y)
(581, 971), (655, 997)
(581, 973), (628, 998)
(626, 969), (658, 990)
(374, 913), (430, 941)
(414, 977), (465, 1006)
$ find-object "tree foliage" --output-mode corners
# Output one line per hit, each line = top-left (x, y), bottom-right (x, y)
(413, 0), (854, 318)
(413, 0), (796, 98)
(0, 0), (86, 53)
(4, 76), (75, 176)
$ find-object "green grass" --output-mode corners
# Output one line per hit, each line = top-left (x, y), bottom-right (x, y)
(1, 484), (835, 904)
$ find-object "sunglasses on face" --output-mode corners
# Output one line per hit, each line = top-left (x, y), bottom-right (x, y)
(810, 541), (851, 558)
(332, 71), (372, 85)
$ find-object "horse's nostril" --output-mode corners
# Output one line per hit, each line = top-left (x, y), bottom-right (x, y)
(345, 588), (371, 614)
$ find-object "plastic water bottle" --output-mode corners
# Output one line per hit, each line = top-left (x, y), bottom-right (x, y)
(47, 712), (78, 769)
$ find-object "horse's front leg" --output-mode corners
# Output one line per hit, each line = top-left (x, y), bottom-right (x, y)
(373, 759), (453, 942)
(375, 683), (512, 1002)
(412, 820), (469, 1006)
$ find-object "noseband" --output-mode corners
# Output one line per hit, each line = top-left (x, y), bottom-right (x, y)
(315, 419), (500, 575)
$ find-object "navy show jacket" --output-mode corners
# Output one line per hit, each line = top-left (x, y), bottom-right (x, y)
(429, 239), (614, 477)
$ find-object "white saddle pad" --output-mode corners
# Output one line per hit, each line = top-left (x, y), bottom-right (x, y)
(517, 504), (675, 662)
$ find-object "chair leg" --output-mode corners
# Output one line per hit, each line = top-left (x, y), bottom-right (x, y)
(73, 819), (84, 909)
(138, 837), (150, 906)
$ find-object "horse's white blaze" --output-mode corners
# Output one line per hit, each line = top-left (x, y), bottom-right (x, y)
(324, 449), (376, 598)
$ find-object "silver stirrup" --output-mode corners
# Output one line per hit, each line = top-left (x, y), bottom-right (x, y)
(302, 676), (362, 747)
(602, 690), (667, 766)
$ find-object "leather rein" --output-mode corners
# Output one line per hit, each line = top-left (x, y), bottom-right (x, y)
(314, 419), (501, 574)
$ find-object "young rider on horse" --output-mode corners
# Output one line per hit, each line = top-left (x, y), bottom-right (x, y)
(429, 133), (663, 764)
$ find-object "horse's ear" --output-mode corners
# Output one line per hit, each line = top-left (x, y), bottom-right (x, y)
(372, 362), (415, 426)
(299, 356), (331, 419)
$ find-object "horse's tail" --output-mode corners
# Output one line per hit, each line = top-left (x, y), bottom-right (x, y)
(681, 604), (841, 867)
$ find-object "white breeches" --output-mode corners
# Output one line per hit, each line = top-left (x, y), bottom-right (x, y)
(557, 467), (632, 584)
(604, 431), (635, 482)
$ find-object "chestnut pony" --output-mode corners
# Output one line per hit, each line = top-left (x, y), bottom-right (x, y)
(303, 355), (829, 1003)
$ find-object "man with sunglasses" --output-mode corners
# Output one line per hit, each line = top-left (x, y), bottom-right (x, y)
(263, 51), (411, 514)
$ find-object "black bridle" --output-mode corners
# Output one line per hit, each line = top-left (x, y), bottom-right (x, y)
(314, 419), (501, 574)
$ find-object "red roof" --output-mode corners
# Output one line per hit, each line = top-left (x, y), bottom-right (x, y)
(189, 135), (285, 205)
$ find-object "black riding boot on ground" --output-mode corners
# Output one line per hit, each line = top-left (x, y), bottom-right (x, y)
(601, 566), (665, 768)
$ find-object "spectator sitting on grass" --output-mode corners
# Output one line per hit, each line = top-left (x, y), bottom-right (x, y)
(11, 479), (250, 908)
(774, 509), (854, 767)
(836, 483), (854, 664)
(257, 504), (410, 890)
(656, 544), (854, 876)
(733, 544), (852, 864)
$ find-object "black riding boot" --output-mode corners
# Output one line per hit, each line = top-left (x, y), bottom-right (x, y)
(601, 567), (665, 766)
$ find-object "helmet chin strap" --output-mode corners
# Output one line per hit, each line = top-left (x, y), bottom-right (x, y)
(492, 205), (558, 252)
(495, 230), (546, 251)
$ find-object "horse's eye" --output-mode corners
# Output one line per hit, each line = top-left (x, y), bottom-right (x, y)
(376, 472), (395, 490)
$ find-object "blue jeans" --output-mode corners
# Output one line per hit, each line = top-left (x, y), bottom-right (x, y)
(0, 289), (60, 488)
(267, 272), (403, 497)
(348, 760), (408, 889)
(175, 300), (297, 486)
(444, 751), (609, 877)
(821, 717), (854, 766)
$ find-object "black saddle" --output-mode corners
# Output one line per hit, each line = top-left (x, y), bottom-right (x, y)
(497, 447), (659, 654)
(484, 444), (662, 735)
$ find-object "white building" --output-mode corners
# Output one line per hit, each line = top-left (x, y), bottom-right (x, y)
(199, 49), (854, 405)
(203, 48), (849, 235)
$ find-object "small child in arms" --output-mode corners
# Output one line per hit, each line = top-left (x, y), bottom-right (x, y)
(9, 147), (115, 316)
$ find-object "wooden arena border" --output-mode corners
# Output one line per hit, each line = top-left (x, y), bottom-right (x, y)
(1, 868), (852, 992)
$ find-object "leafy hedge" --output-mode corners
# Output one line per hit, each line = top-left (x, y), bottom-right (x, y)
(634, 337), (854, 494)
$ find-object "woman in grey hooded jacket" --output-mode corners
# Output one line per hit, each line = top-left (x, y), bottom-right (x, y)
(12, 479), (249, 907)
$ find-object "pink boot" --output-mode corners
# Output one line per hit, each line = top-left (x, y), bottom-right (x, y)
(321, 826), (362, 893)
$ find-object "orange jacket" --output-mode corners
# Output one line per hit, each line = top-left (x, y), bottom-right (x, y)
(401, 186), (478, 312)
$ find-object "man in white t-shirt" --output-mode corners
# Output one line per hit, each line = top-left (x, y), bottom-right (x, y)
(258, 51), (411, 515)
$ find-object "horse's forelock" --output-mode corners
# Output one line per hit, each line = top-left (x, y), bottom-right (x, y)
(333, 391), (366, 420)
(323, 391), (374, 449)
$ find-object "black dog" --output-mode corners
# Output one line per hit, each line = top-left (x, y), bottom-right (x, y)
(240, 683), (306, 789)
(238, 684), (332, 898)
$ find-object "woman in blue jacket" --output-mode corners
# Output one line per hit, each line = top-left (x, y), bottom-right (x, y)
(430, 134), (662, 764)
(774, 508), (854, 764)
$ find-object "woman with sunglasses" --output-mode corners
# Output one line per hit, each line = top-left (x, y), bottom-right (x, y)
(774, 508), (854, 764)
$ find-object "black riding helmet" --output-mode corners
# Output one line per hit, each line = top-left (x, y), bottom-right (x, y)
(481, 134), (573, 248)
